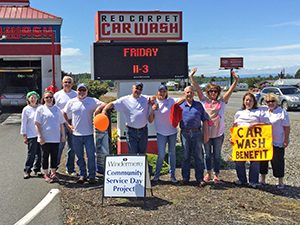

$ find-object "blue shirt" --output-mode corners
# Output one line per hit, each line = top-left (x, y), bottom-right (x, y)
(179, 100), (209, 129)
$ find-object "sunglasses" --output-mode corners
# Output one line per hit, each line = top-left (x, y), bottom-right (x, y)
(266, 100), (276, 103)
(44, 96), (53, 99)
(78, 89), (87, 92)
(64, 81), (72, 84)
(209, 90), (218, 93)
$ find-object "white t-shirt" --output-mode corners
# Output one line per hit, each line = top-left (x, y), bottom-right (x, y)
(153, 97), (177, 136)
(20, 105), (38, 138)
(234, 107), (270, 126)
(113, 95), (150, 129)
(63, 97), (103, 136)
(201, 97), (226, 138)
(263, 106), (290, 147)
(54, 89), (77, 110)
(34, 105), (64, 143)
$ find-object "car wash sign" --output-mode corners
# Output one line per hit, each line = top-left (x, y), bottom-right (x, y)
(95, 11), (182, 41)
(103, 155), (147, 198)
(230, 125), (273, 161)
(0, 25), (61, 43)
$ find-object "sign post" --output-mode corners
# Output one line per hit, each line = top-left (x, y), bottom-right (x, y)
(220, 57), (244, 85)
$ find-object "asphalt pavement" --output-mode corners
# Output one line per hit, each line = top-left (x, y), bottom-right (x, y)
(0, 114), (63, 225)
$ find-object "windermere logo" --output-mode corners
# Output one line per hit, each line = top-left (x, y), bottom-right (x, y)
(107, 161), (143, 167)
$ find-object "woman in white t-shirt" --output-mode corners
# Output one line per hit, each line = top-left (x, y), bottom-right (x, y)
(259, 93), (290, 189)
(21, 91), (41, 179)
(189, 68), (239, 183)
(149, 84), (178, 183)
(35, 91), (65, 183)
(233, 92), (269, 188)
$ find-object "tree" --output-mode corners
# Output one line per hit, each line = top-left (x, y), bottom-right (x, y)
(77, 78), (109, 98)
(295, 69), (300, 78)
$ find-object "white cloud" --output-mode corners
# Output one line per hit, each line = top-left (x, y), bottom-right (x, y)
(61, 48), (82, 57)
(225, 44), (300, 52)
(270, 21), (300, 27)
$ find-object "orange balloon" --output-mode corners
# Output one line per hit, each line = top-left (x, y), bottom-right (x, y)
(94, 113), (109, 132)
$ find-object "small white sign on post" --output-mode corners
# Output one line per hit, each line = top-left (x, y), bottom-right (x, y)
(103, 155), (149, 198)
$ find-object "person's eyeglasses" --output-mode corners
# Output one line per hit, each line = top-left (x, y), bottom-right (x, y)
(64, 81), (72, 84)
(78, 89), (87, 92)
(44, 96), (53, 99)
(266, 100), (276, 103)
(209, 90), (218, 93)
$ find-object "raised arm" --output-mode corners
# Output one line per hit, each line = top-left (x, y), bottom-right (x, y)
(223, 70), (239, 103)
(189, 67), (205, 101)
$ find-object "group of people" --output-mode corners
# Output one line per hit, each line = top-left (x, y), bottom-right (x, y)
(21, 69), (291, 189)
(21, 76), (105, 184)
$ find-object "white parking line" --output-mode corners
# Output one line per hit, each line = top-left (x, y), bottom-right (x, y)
(14, 189), (60, 225)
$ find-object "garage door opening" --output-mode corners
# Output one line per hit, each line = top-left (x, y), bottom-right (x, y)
(0, 58), (41, 109)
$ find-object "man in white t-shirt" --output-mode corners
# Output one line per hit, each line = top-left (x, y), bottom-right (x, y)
(103, 82), (150, 154)
(63, 83), (105, 184)
(54, 76), (77, 175)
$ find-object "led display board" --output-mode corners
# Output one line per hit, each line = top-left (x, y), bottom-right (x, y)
(93, 42), (188, 80)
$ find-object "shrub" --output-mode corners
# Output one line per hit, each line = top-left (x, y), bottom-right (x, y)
(111, 128), (118, 154)
(147, 153), (169, 176)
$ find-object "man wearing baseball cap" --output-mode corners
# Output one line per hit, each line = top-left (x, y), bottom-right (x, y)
(103, 81), (150, 154)
(63, 83), (106, 184)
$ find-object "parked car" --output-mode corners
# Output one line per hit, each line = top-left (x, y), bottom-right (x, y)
(259, 86), (300, 111)
(0, 86), (28, 107)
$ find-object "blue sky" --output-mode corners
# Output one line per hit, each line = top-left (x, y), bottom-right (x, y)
(31, 0), (300, 76)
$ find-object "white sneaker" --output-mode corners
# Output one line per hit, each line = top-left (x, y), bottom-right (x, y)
(249, 182), (258, 188)
(170, 177), (178, 183)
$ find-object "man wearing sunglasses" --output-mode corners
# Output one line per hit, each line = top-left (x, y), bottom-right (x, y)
(103, 82), (150, 154)
(63, 83), (106, 184)
(54, 76), (77, 176)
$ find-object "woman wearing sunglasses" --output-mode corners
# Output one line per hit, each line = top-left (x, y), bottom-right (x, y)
(260, 93), (290, 189)
(189, 68), (239, 183)
(34, 91), (65, 183)
(233, 92), (270, 188)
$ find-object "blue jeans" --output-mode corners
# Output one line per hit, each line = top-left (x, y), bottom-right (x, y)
(24, 137), (41, 173)
(126, 126), (148, 154)
(181, 129), (204, 183)
(72, 135), (96, 179)
(95, 130), (109, 174)
(235, 161), (260, 184)
(57, 125), (75, 173)
(154, 132), (177, 180)
(204, 134), (224, 175)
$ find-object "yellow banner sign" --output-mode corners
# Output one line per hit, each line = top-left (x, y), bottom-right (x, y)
(230, 125), (273, 161)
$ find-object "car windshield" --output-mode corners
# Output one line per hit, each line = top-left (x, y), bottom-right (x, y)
(280, 87), (300, 95)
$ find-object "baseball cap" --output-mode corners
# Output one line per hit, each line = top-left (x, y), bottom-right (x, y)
(77, 83), (87, 90)
(26, 91), (40, 100)
(135, 82), (143, 89)
(158, 84), (168, 91)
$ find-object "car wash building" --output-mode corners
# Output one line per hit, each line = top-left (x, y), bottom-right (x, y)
(0, 0), (62, 95)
